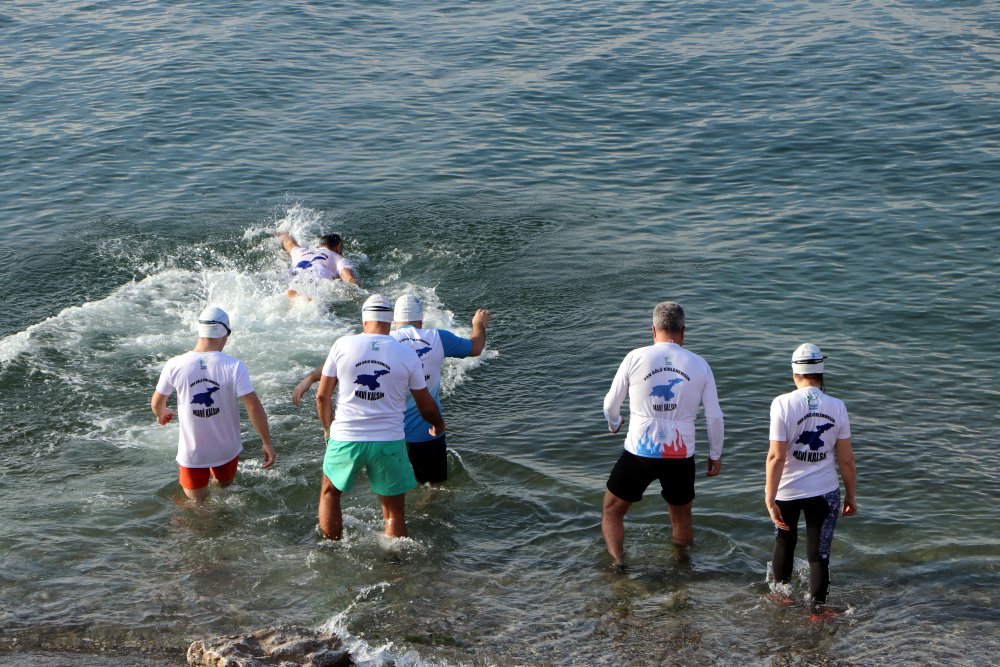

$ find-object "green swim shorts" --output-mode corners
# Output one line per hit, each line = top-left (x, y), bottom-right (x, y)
(323, 438), (417, 496)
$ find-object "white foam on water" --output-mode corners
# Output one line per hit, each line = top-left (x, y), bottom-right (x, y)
(388, 281), (496, 399)
(245, 203), (367, 278)
(0, 266), (355, 460)
(317, 582), (442, 667)
(84, 415), (175, 453)
(1, 205), (492, 474)
(0, 329), (32, 365)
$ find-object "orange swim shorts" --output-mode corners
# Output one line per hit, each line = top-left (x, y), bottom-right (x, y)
(178, 455), (240, 490)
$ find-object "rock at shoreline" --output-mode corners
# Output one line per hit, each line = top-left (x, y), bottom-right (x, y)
(187, 626), (354, 667)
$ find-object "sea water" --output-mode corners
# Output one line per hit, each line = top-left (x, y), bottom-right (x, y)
(1, 1), (998, 665)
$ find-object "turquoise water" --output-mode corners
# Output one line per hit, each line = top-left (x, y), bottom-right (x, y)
(2, 1), (998, 664)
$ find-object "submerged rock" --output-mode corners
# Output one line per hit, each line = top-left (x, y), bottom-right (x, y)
(187, 625), (353, 667)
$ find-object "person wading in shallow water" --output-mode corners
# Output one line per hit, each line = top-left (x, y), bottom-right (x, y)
(293, 294), (491, 486)
(765, 343), (857, 612)
(151, 305), (276, 501)
(600, 301), (725, 570)
(313, 295), (445, 540)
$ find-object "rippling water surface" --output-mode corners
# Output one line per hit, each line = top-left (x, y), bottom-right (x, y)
(2, 1), (998, 665)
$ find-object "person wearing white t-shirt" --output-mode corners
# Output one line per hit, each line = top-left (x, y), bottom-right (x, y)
(601, 301), (725, 569)
(314, 294), (445, 540)
(291, 296), (491, 485)
(151, 306), (276, 501)
(765, 343), (857, 608)
(390, 294), (490, 484)
(279, 232), (359, 297)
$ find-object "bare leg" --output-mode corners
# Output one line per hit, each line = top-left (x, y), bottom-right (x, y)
(318, 475), (343, 540)
(667, 502), (694, 548)
(379, 494), (408, 538)
(602, 490), (632, 567)
(183, 486), (209, 502)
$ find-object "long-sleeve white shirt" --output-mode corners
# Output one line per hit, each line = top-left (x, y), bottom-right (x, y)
(603, 341), (724, 460)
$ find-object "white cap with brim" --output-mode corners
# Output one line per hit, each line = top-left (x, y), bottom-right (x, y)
(197, 305), (231, 338)
(394, 294), (423, 322)
(791, 342), (826, 374)
(361, 294), (394, 323)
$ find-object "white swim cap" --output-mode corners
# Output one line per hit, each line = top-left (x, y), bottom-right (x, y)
(361, 294), (394, 323)
(791, 343), (826, 374)
(394, 294), (424, 322)
(197, 306), (231, 338)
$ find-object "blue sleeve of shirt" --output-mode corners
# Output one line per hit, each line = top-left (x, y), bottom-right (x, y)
(439, 329), (473, 358)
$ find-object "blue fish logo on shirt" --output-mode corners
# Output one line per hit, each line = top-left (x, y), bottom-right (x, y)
(294, 252), (329, 271)
(796, 423), (834, 450)
(650, 377), (684, 401)
(192, 386), (220, 407)
(355, 369), (390, 390)
(414, 346), (433, 357)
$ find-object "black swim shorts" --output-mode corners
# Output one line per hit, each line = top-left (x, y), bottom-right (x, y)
(406, 434), (448, 484)
(606, 450), (696, 506)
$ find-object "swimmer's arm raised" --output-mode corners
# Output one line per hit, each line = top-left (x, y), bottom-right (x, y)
(469, 308), (491, 356)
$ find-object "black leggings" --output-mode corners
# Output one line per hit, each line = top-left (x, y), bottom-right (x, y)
(772, 489), (840, 604)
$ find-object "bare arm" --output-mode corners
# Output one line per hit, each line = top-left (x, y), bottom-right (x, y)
(315, 375), (338, 441)
(468, 308), (491, 356)
(279, 232), (299, 255)
(765, 439), (790, 530)
(339, 266), (359, 286)
(150, 391), (175, 425)
(835, 437), (858, 516)
(240, 391), (276, 468)
(292, 367), (323, 405)
(410, 387), (445, 437)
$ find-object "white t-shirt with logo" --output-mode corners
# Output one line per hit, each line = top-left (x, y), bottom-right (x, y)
(391, 326), (473, 442)
(770, 386), (851, 500)
(155, 350), (254, 468)
(603, 341), (724, 460)
(289, 246), (353, 281)
(321, 333), (427, 442)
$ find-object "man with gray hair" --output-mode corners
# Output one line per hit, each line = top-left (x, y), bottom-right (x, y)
(601, 301), (724, 569)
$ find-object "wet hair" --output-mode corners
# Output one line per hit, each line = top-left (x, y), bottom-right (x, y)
(653, 301), (685, 333)
(319, 234), (343, 250)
